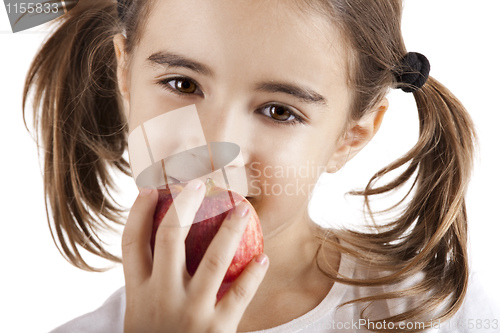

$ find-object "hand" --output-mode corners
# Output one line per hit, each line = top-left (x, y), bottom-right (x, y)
(121, 179), (269, 333)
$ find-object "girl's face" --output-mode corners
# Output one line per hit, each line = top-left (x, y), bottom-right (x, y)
(115, 0), (383, 236)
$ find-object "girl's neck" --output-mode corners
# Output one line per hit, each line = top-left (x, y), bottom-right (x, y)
(263, 208), (325, 290)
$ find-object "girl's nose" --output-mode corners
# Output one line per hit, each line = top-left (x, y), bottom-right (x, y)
(195, 104), (252, 194)
(198, 103), (250, 152)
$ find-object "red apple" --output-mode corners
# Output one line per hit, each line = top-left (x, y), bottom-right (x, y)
(150, 179), (263, 301)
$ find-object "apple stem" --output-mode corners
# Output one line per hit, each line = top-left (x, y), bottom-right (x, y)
(205, 177), (215, 196)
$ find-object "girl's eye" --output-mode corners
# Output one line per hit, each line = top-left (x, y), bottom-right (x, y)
(157, 77), (202, 96)
(156, 78), (304, 127)
(259, 104), (305, 127)
(173, 78), (197, 93)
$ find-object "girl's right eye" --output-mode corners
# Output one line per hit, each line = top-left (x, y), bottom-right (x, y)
(157, 77), (203, 97)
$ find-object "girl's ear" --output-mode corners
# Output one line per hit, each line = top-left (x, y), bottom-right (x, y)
(326, 98), (388, 173)
(113, 33), (131, 119)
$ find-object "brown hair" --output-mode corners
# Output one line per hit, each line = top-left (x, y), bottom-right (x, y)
(23, 0), (476, 331)
(22, 0), (155, 271)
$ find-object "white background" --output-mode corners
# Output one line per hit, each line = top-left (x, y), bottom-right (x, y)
(1, 1), (499, 332)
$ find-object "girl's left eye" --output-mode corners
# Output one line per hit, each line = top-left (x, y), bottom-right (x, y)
(258, 104), (305, 126)
(156, 77), (305, 127)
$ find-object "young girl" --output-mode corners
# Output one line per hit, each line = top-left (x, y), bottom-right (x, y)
(20, 0), (498, 332)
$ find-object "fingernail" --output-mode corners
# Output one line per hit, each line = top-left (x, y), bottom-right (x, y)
(186, 179), (202, 190)
(139, 188), (153, 196)
(235, 203), (250, 217)
(255, 254), (268, 265)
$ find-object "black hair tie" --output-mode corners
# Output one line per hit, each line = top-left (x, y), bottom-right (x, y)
(394, 52), (431, 93)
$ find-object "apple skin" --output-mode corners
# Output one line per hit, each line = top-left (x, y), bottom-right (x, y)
(150, 181), (263, 301)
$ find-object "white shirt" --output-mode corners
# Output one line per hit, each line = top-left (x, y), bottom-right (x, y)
(50, 252), (500, 333)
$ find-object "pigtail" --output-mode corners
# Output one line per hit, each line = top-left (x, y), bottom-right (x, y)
(408, 76), (473, 316)
(22, 0), (130, 271)
(341, 76), (476, 329)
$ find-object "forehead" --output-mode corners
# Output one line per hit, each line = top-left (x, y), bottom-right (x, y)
(136, 0), (348, 101)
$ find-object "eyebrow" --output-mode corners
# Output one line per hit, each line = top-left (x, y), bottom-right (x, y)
(254, 82), (327, 106)
(147, 51), (328, 106)
(147, 51), (215, 77)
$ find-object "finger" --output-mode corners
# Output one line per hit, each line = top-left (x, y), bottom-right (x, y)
(122, 188), (158, 288)
(152, 179), (206, 281)
(216, 253), (269, 323)
(189, 202), (251, 302)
